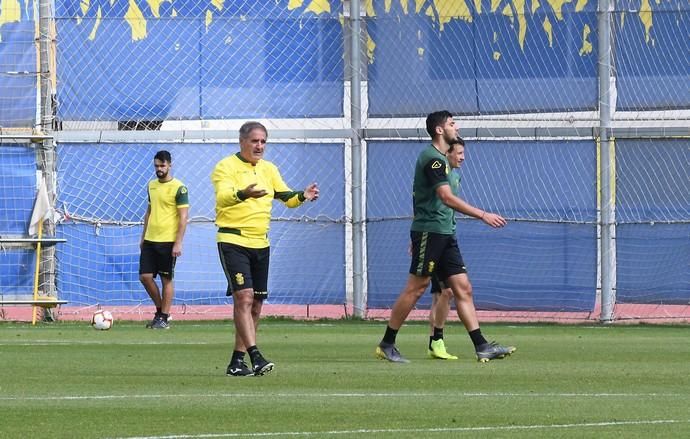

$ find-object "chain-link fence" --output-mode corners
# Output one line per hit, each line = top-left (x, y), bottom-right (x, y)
(0, 1), (37, 129)
(1, 0), (688, 322)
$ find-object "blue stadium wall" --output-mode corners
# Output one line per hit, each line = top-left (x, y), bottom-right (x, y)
(615, 139), (690, 304)
(0, 20), (37, 127)
(0, 146), (39, 295)
(366, 140), (598, 312)
(2, 1), (687, 126)
(1, 1), (688, 311)
(54, 142), (346, 306)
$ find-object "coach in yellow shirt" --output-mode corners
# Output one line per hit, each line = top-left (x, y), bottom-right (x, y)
(212, 121), (319, 377)
(139, 150), (189, 330)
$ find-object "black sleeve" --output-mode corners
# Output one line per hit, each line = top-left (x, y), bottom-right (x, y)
(423, 158), (448, 188)
(274, 190), (304, 202)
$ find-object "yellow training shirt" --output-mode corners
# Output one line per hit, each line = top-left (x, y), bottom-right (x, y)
(144, 178), (189, 242)
(211, 153), (305, 248)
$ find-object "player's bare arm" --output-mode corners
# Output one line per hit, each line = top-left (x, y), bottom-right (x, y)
(140, 204), (151, 249)
(436, 184), (506, 228)
(172, 206), (189, 257)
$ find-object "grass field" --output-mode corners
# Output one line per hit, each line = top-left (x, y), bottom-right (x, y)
(1, 319), (689, 438)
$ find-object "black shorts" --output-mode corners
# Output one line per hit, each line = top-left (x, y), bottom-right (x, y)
(217, 242), (269, 300)
(430, 274), (446, 294)
(409, 231), (467, 281)
(139, 241), (176, 279)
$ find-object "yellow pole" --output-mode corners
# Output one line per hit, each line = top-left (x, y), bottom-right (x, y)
(31, 221), (44, 325)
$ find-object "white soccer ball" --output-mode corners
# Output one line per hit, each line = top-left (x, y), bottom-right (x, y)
(91, 310), (114, 330)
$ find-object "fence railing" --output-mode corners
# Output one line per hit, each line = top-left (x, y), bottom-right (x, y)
(1, 0), (688, 322)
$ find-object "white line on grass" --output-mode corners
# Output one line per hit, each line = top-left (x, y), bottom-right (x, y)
(504, 325), (608, 329)
(0, 341), (211, 346)
(110, 419), (690, 439)
(2, 391), (688, 402)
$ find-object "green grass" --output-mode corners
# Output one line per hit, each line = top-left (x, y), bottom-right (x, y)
(1, 320), (689, 438)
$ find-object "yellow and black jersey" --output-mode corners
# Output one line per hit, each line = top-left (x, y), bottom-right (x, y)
(211, 153), (305, 248)
(144, 178), (189, 242)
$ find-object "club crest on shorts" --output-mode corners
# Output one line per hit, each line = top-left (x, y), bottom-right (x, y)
(235, 272), (245, 285)
(428, 261), (435, 273)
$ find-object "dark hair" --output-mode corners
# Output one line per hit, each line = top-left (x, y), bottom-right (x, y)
(425, 110), (453, 138)
(447, 137), (465, 152)
(154, 150), (171, 163)
(239, 121), (268, 140)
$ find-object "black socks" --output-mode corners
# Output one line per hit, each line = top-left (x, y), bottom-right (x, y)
(469, 328), (488, 348)
(382, 326), (398, 345)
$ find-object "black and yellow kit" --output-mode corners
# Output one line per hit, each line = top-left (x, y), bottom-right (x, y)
(144, 178), (189, 242)
(211, 153), (305, 249)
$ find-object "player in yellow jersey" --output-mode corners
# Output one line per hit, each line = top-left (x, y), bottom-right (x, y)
(212, 122), (319, 376)
(139, 150), (189, 330)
